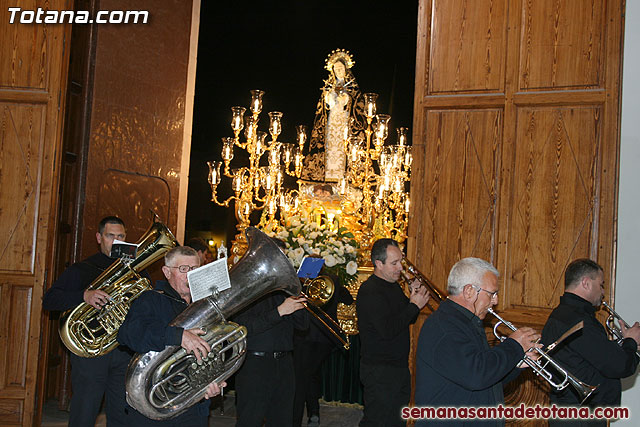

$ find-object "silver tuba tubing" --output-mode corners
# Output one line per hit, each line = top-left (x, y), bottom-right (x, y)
(488, 308), (598, 404)
(125, 227), (302, 420)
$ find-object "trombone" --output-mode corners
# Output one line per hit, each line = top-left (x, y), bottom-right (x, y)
(300, 276), (351, 350)
(399, 258), (447, 303)
(601, 301), (640, 357)
(488, 308), (598, 404)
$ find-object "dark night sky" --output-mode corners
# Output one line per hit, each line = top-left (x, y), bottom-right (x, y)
(185, 1), (418, 242)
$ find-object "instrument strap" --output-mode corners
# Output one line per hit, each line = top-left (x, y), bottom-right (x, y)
(151, 289), (188, 306)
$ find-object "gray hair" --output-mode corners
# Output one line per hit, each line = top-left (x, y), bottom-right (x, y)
(165, 246), (199, 266)
(447, 257), (499, 296)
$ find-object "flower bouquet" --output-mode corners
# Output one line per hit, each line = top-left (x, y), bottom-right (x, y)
(265, 214), (359, 287)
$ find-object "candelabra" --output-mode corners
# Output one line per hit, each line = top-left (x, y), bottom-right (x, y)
(208, 89), (305, 258)
(337, 92), (412, 251)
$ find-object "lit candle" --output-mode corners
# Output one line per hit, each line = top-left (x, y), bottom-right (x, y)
(297, 125), (307, 148)
(397, 127), (408, 146)
(222, 137), (234, 161)
(269, 111), (282, 139)
(363, 93), (378, 119)
(250, 89), (265, 114)
(232, 173), (242, 192)
(231, 107), (246, 133)
(338, 177), (347, 195)
(207, 161), (221, 185)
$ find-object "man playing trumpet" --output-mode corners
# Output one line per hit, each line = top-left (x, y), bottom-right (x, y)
(414, 257), (541, 426)
(542, 258), (640, 425)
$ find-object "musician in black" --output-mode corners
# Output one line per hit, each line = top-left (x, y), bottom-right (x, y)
(117, 245), (223, 426)
(43, 216), (132, 426)
(542, 259), (640, 426)
(232, 291), (309, 427)
(292, 272), (354, 427)
(356, 238), (430, 427)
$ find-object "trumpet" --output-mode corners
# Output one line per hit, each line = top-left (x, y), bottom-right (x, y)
(301, 276), (351, 350)
(488, 308), (598, 404)
(601, 301), (640, 357)
(399, 258), (447, 303)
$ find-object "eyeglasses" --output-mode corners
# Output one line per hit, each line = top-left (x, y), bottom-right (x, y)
(166, 265), (199, 273)
(472, 284), (499, 299)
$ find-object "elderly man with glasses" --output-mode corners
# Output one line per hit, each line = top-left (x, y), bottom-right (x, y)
(118, 245), (223, 426)
(414, 257), (540, 426)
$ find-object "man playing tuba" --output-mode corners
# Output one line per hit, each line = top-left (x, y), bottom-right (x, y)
(117, 246), (224, 426)
(43, 216), (132, 426)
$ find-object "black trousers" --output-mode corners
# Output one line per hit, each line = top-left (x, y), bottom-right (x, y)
(292, 340), (333, 426)
(123, 403), (209, 427)
(359, 362), (410, 427)
(235, 352), (295, 427)
(68, 347), (131, 427)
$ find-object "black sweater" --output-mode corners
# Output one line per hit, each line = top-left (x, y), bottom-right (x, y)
(356, 274), (420, 367)
(233, 291), (309, 352)
(42, 252), (115, 311)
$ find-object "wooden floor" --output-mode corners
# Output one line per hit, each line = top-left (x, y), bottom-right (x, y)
(40, 394), (364, 426)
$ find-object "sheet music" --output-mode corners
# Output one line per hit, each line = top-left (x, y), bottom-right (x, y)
(110, 239), (139, 259)
(187, 257), (231, 302)
(297, 256), (325, 279)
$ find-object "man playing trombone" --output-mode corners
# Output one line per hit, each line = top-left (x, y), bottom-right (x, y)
(414, 257), (541, 426)
(542, 258), (640, 425)
(356, 238), (430, 426)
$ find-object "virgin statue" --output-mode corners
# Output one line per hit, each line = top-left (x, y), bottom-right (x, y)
(302, 49), (366, 182)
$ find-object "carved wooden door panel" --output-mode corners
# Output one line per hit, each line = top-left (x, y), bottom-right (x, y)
(0, 3), (71, 425)
(409, 0), (623, 425)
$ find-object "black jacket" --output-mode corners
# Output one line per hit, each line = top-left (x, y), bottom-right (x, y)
(415, 299), (524, 426)
(118, 280), (187, 353)
(117, 280), (211, 421)
(233, 291), (309, 352)
(542, 293), (639, 406)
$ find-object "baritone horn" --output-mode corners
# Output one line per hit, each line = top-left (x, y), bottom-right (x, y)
(601, 301), (640, 357)
(59, 217), (178, 357)
(488, 308), (598, 404)
(301, 276), (351, 350)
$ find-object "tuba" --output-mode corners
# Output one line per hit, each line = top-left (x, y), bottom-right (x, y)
(59, 219), (178, 358)
(125, 226), (301, 420)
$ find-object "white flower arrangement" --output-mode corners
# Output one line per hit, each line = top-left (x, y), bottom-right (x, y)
(265, 214), (359, 286)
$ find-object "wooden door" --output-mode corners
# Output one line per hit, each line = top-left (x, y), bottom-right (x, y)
(409, 0), (624, 424)
(0, 2), (72, 425)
